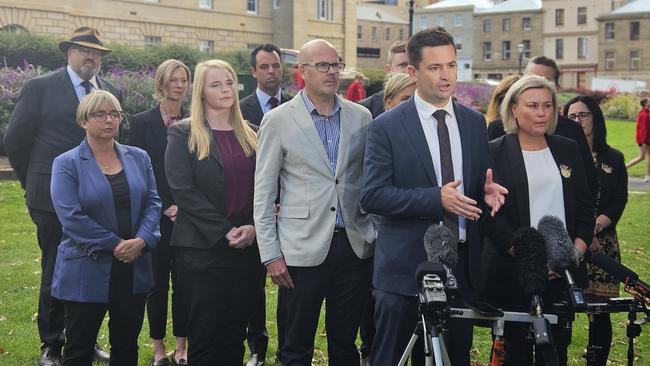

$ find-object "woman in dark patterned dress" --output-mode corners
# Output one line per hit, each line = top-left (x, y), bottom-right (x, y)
(565, 95), (629, 366)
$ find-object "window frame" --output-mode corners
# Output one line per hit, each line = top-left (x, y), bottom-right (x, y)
(555, 9), (564, 26)
(577, 7), (587, 25)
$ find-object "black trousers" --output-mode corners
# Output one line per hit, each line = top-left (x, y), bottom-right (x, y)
(279, 230), (372, 366)
(29, 208), (65, 350)
(62, 260), (147, 366)
(175, 247), (257, 366)
(371, 245), (474, 366)
(359, 272), (376, 358)
(246, 264), (269, 358)
(146, 216), (187, 339)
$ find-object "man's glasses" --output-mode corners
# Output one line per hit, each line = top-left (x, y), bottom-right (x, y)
(72, 46), (104, 57)
(303, 62), (345, 73)
(90, 111), (124, 122)
(567, 112), (592, 121)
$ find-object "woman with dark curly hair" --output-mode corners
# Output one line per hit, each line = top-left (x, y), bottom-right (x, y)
(565, 95), (628, 366)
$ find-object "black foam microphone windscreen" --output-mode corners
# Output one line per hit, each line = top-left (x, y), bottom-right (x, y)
(538, 215), (576, 273)
(423, 223), (458, 267)
(512, 227), (549, 297)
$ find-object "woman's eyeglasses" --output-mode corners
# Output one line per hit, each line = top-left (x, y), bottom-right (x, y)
(90, 111), (124, 122)
(567, 112), (592, 121)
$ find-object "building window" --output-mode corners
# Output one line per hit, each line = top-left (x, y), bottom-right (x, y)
(399, 28), (404, 40)
(577, 7), (587, 25)
(454, 14), (463, 27)
(317, 0), (333, 21)
(522, 17), (531, 30)
(630, 50), (640, 70)
(555, 39), (564, 59)
(483, 19), (491, 32)
(502, 41), (511, 60)
(555, 9), (564, 26)
(522, 40), (531, 59)
(247, 0), (258, 13)
(357, 47), (381, 58)
(578, 37), (588, 59)
(357, 25), (362, 40)
(483, 42), (492, 61)
(199, 0), (212, 9)
(273, 0), (280, 9)
(630, 21), (640, 40)
(436, 15), (445, 27)
(605, 23), (615, 40)
(385, 28), (391, 41)
(144, 36), (161, 46)
(488, 73), (503, 80)
(503, 18), (510, 32)
(455, 37), (462, 51)
(199, 40), (214, 53)
(605, 51), (615, 70)
(371, 26), (377, 41)
(419, 16), (428, 29)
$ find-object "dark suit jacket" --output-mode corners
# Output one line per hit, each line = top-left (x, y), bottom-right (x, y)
(595, 146), (628, 227)
(480, 133), (594, 305)
(362, 97), (492, 296)
(50, 140), (161, 303)
(129, 106), (188, 211)
(3, 68), (123, 212)
(487, 115), (598, 203)
(358, 90), (385, 119)
(164, 120), (259, 267)
(239, 91), (291, 126)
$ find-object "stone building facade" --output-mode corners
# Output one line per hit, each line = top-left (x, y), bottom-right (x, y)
(356, 5), (408, 69)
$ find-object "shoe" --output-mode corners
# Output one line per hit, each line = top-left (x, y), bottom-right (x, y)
(644, 175), (650, 182)
(93, 343), (110, 363)
(361, 356), (371, 366)
(38, 347), (61, 366)
(152, 356), (171, 366)
(170, 351), (188, 366)
(246, 353), (264, 366)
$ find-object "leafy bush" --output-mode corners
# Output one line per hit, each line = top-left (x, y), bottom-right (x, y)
(360, 68), (387, 95)
(0, 32), (66, 70)
(601, 93), (641, 121)
(455, 82), (495, 113)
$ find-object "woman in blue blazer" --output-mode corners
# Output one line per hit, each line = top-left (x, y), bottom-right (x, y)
(50, 90), (161, 366)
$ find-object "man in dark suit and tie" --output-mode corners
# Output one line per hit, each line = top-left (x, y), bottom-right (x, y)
(358, 41), (409, 118)
(240, 43), (291, 127)
(361, 27), (507, 366)
(239, 43), (290, 366)
(3, 27), (123, 366)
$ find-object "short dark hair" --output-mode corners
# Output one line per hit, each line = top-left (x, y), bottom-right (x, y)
(407, 27), (455, 69)
(528, 56), (561, 86)
(563, 95), (608, 153)
(250, 43), (282, 69)
(387, 41), (407, 63)
(641, 98), (648, 108)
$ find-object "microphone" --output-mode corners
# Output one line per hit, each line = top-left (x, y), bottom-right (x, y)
(422, 223), (458, 291)
(537, 215), (587, 312)
(592, 253), (650, 306)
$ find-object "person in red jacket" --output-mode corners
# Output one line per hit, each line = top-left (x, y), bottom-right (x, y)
(626, 97), (650, 181)
(346, 73), (366, 102)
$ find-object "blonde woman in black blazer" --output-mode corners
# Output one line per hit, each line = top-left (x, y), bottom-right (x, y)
(480, 75), (594, 365)
(165, 59), (259, 366)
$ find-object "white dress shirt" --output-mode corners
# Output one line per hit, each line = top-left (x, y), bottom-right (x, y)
(413, 91), (466, 241)
(66, 65), (98, 101)
(522, 147), (566, 228)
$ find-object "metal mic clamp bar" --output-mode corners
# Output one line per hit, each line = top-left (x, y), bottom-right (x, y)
(449, 308), (559, 325)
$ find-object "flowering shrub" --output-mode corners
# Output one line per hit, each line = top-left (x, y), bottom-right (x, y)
(454, 82), (495, 113)
(600, 93), (641, 121)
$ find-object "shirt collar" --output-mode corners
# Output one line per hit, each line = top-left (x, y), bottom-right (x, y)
(300, 90), (341, 117)
(66, 65), (98, 89)
(413, 91), (455, 121)
(256, 88), (282, 107)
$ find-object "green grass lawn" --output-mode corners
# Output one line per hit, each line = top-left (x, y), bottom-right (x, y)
(607, 119), (648, 178)
(1, 120), (648, 365)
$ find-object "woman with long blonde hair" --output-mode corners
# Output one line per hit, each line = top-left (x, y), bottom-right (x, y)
(164, 59), (259, 365)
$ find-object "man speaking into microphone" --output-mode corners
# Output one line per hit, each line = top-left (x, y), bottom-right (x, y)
(361, 27), (507, 366)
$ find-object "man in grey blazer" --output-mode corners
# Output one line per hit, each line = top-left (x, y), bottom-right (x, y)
(3, 27), (121, 366)
(254, 39), (375, 365)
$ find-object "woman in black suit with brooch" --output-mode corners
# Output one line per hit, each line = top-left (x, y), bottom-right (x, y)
(480, 74), (594, 365)
(164, 59), (259, 365)
(129, 59), (191, 366)
(565, 95), (628, 366)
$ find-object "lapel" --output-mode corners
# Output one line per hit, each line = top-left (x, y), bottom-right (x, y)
(147, 107), (167, 148)
(286, 95), (332, 173)
(206, 122), (224, 168)
(248, 93), (265, 124)
(399, 98), (437, 186)
(79, 140), (118, 231)
(503, 134), (531, 226)
(335, 101), (351, 179)
(545, 134), (571, 217)
(59, 69), (81, 110)
(115, 142), (143, 233)
(453, 102), (473, 191)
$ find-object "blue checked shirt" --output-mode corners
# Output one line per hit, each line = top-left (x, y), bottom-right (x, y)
(300, 91), (345, 227)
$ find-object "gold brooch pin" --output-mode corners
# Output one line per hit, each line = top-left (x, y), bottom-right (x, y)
(560, 164), (572, 178)
(601, 163), (613, 174)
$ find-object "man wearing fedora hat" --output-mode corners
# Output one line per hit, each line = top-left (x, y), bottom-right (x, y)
(3, 26), (123, 366)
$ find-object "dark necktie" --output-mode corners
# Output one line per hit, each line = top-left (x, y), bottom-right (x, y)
(433, 109), (459, 240)
(81, 80), (93, 95)
(269, 97), (279, 109)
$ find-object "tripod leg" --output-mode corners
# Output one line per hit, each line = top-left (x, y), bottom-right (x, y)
(398, 324), (422, 366)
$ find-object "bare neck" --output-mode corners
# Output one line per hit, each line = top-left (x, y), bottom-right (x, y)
(205, 108), (232, 130)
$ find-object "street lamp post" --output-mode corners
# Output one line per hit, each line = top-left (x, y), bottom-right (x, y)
(518, 43), (525, 75)
(408, 0), (415, 37)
